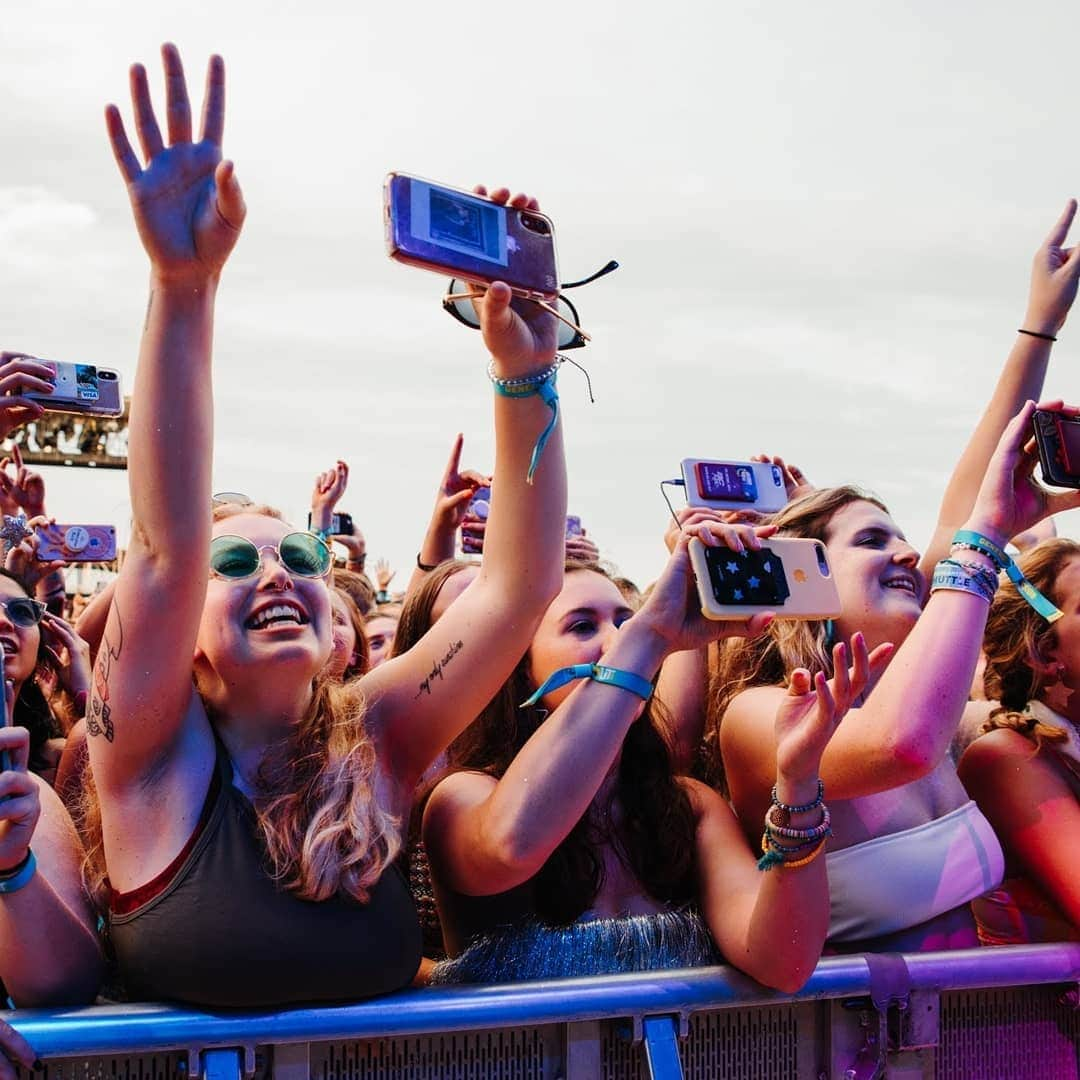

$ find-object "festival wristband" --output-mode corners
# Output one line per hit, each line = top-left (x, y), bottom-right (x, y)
(0, 850), (36, 894)
(951, 529), (1062, 623)
(520, 663), (654, 708)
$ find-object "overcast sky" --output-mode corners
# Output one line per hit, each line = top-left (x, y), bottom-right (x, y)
(3, 0), (1080, 588)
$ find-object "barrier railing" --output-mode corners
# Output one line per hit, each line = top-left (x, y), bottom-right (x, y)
(6, 944), (1080, 1079)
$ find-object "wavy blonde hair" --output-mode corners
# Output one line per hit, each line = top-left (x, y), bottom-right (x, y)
(702, 486), (887, 792)
(81, 503), (400, 905)
(980, 537), (1080, 749)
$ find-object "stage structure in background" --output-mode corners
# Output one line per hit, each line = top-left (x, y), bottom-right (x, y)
(1, 397), (130, 470)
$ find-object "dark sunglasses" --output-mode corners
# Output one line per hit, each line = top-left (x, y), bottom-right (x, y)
(442, 260), (619, 350)
(0, 597), (47, 628)
(209, 533), (333, 582)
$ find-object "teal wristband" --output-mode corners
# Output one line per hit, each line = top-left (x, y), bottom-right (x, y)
(521, 663), (654, 708)
(489, 361), (560, 485)
(0, 850), (36, 894)
(951, 529), (1062, 623)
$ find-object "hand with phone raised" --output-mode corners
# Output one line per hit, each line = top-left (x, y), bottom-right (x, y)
(105, 43), (245, 285)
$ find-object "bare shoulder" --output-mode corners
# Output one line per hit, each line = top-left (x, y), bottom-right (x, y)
(423, 770), (499, 827)
(960, 726), (1041, 770)
(719, 685), (785, 748)
(679, 776), (737, 825)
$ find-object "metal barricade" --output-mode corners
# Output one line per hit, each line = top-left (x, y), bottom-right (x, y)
(7, 944), (1080, 1079)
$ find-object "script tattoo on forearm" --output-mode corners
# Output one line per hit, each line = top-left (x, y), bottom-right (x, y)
(143, 290), (154, 333)
(87, 607), (123, 743)
(415, 640), (464, 699)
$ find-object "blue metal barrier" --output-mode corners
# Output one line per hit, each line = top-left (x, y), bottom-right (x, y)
(6, 944), (1080, 1079)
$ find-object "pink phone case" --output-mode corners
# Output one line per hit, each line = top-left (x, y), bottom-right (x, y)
(36, 524), (117, 562)
(384, 173), (559, 301)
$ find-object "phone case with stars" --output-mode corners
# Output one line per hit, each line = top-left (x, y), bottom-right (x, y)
(688, 536), (841, 621)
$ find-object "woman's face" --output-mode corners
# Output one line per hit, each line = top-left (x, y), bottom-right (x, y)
(364, 615), (398, 669)
(824, 500), (924, 650)
(1038, 556), (1080, 713)
(327, 591), (359, 681)
(0, 577), (40, 691)
(195, 514), (332, 685)
(527, 570), (635, 711)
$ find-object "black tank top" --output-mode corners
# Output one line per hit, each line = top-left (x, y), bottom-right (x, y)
(109, 743), (421, 1007)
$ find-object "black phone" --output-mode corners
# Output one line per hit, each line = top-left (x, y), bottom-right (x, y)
(307, 511), (354, 536)
(1033, 409), (1080, 488)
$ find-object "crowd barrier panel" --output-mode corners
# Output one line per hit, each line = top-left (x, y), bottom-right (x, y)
(6, 943), (1080, 1079)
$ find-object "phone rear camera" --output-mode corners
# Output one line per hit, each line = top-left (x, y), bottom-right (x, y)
(815, 543), (831, 577)
(99, 371), (117, 380)
(519, 212), (551, 237)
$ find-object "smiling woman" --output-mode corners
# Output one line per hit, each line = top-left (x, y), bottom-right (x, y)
(80, 42), (569, 1008)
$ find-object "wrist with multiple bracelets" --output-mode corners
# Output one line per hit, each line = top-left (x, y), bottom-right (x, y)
(488, 357), (561, 484)
(758, 780), (830, 871)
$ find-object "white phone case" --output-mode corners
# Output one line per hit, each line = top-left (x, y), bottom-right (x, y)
(681, 458), (789, 513)
(689, 536), (841, 621)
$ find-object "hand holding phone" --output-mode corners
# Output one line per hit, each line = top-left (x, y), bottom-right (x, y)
(35, 524), (117, 563)
(681, 458), (789, 514)
(23, 360), (124, 418)
(1033, 408), (1080, 488)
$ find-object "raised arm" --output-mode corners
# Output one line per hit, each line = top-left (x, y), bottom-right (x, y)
(922, 201), (1080, 574)
(424, 525), (773, 898)
(726, 402), (1080, 813)
(361, 191), (567, 788)
(88, 44), (245, 797)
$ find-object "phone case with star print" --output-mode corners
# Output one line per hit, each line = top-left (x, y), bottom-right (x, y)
(688, 536), (841, 621)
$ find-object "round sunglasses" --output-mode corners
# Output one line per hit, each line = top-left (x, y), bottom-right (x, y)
(0, 597), (47, 628)
(209, 533), (333, 582)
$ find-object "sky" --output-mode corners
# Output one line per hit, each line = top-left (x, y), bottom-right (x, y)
(3, 0), (1080, 589)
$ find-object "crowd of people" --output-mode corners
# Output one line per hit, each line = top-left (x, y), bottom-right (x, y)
(0, 40), (1079, 1074)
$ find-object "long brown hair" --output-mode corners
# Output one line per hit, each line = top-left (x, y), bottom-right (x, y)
(81, 504), (400, 905)
(703, 486), (888, 792)
(981, 538), (1080, 747)
(444, 562), (698, 926)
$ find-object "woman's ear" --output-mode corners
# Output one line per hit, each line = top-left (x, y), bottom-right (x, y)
(1028, 642), (1064, 681)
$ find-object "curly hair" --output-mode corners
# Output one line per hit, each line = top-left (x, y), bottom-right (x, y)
(981, 537), (1080, 748)
(80, 503), (400, 906)
(703, 485), (888, 793)
(442, 561), (698, 926)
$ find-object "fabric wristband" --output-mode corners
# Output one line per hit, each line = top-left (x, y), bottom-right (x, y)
(520, 663), (654, 708)
(952, 529), (1062, 623)
(489, 360), (560, 485)
(0, 850), (36, 894)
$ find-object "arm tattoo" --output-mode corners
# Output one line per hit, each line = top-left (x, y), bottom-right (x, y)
(143, 290), (154, 334)
(87, 606), (123, 743)
(415, 640), (464, 699)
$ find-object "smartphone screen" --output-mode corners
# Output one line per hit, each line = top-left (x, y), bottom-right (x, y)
(704, 545), (791, 606)
(695, 462), (759, 503)
(1056, 415), (1080, 474)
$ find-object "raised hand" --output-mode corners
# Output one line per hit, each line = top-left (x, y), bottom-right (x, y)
(967, 399), (1080, 547)
(5, 517), (64, 591)
(311, 460), (349, 530)
(750, 453), (814, 502)
(0, 352), (55, 445)
(105, 43), (245, 284)
(431, 434), (490, 533)
(0, 718), (38, 874)
(1024, 199), (1080, 337)
(470, 187), (559, 374)
(40, 612), (93, 702)
(0, 444), (47, 519)
(565, 532), (599, 562)
(638, 521), (778, 653)
(773, 634), (893, 795)
(374, 558), (396, 593)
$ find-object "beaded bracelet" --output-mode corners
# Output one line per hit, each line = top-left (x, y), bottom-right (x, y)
(0, 850), (36, 894)
(761, 831), (823, 856)
(779, 837), (828, 870)
(766, 803), (832, 841)
(768, 779), (824, 826)
(488, 359), (560, 484)
(758, 831), (829, 871)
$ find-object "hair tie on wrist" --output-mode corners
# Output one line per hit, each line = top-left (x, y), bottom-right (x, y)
(520, 662), (653, 708)
(416, 553), (439, 572)
(1017, 328), (1057, 343)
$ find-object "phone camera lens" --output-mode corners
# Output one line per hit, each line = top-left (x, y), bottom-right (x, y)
(815, 543), (831, 577)
(100, 371), (117, 380)
(519, 213), (551, 237)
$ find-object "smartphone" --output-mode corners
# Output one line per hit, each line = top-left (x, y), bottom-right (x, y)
(1033, 409), (1080, 488)
(384, 174), (559, 301)
(689, 536), (841, 621)
(460, 487), (491, 555)
(24, 361), (124, 418)
(35, 524), (117, 562)
(681, 459), (789, 514)
(306, 511), (354, 536)
(566, 515), (583, 538)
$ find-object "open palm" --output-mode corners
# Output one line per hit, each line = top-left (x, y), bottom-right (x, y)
(106, 44), (244, 283)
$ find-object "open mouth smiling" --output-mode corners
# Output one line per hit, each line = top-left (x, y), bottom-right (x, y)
(244, 601), (309, 631)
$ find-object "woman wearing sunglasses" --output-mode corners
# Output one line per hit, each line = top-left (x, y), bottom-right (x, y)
(84, 44), (567, 1008)
(0, 572), (103, 1025)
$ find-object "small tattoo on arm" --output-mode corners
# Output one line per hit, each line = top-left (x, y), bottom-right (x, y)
(143, 291), (154, 333)
(88, 606), (123, 743)
(415, 640), (464, 699)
